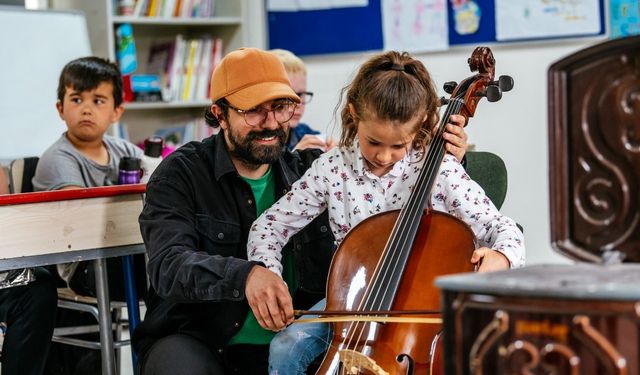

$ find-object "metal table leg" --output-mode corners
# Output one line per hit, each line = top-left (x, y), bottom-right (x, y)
(94, 258), (116, 375)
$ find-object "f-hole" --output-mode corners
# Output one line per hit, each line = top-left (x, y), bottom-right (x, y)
(396, 353), (415, 374)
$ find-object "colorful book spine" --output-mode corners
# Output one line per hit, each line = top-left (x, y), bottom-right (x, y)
(181, 39), (199, 101)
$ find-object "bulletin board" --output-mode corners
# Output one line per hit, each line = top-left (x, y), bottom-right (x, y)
(267, 1), (384, 56)
(267, 0), (606, 56)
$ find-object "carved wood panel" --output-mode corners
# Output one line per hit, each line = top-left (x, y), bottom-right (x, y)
(548, 36), (640, 263)
(444, 293), (640, 375)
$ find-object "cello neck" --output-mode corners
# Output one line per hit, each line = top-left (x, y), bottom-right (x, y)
(410, 98), (465, 213)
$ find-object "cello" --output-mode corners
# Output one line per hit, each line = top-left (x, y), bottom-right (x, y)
(309, 47), (514, 375)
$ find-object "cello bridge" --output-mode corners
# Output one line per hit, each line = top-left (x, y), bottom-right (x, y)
(338, 349), (390, 375)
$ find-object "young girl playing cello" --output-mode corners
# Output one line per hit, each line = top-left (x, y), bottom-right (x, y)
(247, 50), (525, 374)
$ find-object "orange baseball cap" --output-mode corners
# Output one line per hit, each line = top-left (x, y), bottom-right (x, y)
(210, 47), (300, 110)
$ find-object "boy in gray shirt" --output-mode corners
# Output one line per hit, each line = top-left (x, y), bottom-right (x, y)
(34, 57), (142, 191)
(33, 56), (145, 300)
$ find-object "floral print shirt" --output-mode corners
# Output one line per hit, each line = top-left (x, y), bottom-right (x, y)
(248, 141), (526, 275)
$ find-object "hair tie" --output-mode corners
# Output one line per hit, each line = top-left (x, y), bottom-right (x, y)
(390, 63), (405, 72)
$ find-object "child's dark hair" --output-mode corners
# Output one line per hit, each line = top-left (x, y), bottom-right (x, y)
(338, 51), (440, 151)
(204, 99), (230, 127)
(57, 57), (123, 108)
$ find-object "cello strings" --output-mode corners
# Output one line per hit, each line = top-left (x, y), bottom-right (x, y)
(367, 98), (463, 313)
(336, 96), (464, 368)
(339, 98), (461, 355)
(373, 98), (464, 311)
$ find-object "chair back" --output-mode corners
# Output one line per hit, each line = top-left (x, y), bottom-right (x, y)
(465, 151), (507, 210)
(8, 156), (39, 193)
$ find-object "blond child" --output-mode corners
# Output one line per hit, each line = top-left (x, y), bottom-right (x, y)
(268, 48), (329, 152)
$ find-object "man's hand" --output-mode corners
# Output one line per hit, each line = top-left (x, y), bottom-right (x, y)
(245, 265), (293, 331)
(443, 114), (469, 162)
(293, 134), (334, 152)
(470, 247), (511, 273)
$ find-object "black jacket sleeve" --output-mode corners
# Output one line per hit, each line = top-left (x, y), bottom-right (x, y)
(139, 173), (260, 304)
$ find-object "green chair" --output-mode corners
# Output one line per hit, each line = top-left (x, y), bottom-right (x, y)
(465, 151), (523, 233)
(465, 151), (508, 210)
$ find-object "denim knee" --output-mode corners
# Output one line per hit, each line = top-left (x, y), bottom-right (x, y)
(269, 328), (299, 364)
(269, 323), (330, 374)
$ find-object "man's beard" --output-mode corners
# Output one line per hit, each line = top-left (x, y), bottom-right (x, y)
(226, 126), (287, 166)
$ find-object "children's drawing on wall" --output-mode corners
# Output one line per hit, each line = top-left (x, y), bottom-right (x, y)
(382, 0), (448, 52)
(451, 0), (481, 36)
(495, 0), (602, 41)
(610, 0), (640, 38)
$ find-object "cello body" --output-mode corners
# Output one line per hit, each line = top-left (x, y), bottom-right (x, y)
(316, 209), (476, 374)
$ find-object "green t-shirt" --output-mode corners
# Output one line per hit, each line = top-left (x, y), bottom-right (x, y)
(229, 166), (296, 345)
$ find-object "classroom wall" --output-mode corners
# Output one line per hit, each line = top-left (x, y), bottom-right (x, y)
(300, 38), (607, 266)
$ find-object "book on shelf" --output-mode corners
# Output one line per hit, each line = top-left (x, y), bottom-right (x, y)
(132, 0), (148, 17)
(130, 0), (214, 18)
(147, 40), (174, 98)
(146, 0), (158, 17)
(166, 34), (185, 101)
(209, 38), (223, 98)
(162, 0), (177, 17)
(179, 0), (193, 18)
(178, 36), (191, 100)
(181, 39), (200, 101)
(143, 35), (222, 103)
(193, 37), (211, 101)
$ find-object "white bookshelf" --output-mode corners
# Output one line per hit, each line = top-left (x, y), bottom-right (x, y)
(51, 0), (265, 143)
(124, 100), (211, 110)
(111, 16), (243, 25)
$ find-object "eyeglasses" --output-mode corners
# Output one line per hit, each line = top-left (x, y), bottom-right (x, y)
(296, 91), (314, 104)
(228, 101), (297, 126)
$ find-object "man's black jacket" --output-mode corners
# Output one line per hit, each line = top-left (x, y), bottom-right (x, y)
(133, 133), (335, 358)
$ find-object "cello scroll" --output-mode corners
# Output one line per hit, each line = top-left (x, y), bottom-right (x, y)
(442, 47), (514, 120)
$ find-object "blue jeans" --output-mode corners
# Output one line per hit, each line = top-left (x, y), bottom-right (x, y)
(269, 298), (330, 375)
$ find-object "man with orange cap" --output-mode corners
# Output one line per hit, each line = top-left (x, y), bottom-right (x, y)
(134, 47), (337, 374)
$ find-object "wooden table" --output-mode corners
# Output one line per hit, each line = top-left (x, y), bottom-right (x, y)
(0, 184), (146, 375)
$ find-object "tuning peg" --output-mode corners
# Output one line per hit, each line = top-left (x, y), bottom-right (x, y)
(492, 75), (513, 92)
(443, 81), (457, 94)
(485, 85), (502, 102)
(439, 97), (450, 106)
